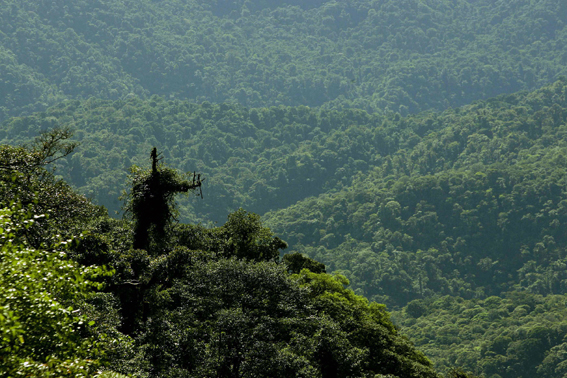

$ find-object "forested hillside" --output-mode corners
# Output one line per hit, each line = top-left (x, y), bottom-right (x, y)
(264, 79), (567, 376)
(4, 0), (567, 376)
(1, 0), (567, 122)
(265, 79), (567, 305)
(2, 98), (393, 220)
(392, 293), (567, 377)
(0, 132), (452, 377)
(4, 80), (567, 377)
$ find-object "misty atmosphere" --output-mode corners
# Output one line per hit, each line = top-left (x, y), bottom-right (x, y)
(2, 1), (567, 377)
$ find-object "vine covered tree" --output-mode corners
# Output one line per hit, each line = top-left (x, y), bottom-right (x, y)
(124, 147), (203, 251)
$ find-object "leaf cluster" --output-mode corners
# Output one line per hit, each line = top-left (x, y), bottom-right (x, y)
(0, 206), (102, 377)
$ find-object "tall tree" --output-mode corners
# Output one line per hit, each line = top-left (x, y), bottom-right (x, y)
(124, 147), (203, 251)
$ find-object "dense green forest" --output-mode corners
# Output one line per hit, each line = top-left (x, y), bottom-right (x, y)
(4, 0), (567, 376)
(1, 0), (567, 122)
(0, 133), (457, 377)
(393, 293), (567, 377)
(5, 80), (567, 376)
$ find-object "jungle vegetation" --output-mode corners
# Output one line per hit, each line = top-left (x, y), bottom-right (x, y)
(0, 133), (448, 377)
(1, 0), (567, 121)
(3, 0), (567, 376)
(4, 79), (567, 377)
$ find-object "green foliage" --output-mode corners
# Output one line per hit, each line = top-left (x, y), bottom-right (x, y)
(2, 98), (392, 221)
(96, 372), (130, 378)
(393, 293), (567, 378)
(445, 369), (478, 378)
(132, 258), (439, 377)
(65, 209), (440, 377)
(5, 6), (567, 373)
(173, 208), (288, 262)
(405, 300), (428, 319)
(292, 269), (439, 377)
(1, 0), (567, 121)
(6, 79), (567, 376)
(0, 127), (105, 247)
(0, 206), (102, 377)
(0, 126), (77, 172)
(38, 143), (440, 377)
(264, 79), (567, 308)
(283, 252), (326, 274)
(222, 208), (287, 261)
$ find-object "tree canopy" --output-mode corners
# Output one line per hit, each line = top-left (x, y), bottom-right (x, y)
(0, 0), (566, 121)
(3, 0), (567, 375)
(0, 135), (447, 377)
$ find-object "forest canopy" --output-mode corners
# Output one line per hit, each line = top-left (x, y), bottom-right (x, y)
(4, 79), (567, 377)
(0, 0), (566, 121)
(3, 0), (567, 376)
(0, 137), (447, 377)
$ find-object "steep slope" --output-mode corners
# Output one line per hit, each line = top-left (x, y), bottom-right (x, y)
(265, 79), (567, 306)
(0, 136), (447, 378)
(5, 78), (567, 309)
(259, 79), (567, 377)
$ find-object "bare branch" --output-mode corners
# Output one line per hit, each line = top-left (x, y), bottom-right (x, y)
(0, 127), (78, 172)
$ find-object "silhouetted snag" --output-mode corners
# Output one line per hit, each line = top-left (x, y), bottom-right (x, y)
(282, 252), (326, 274)
(129, 147), (203, 251)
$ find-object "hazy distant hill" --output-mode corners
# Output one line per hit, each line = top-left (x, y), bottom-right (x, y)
(1, 0), (567, 121)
